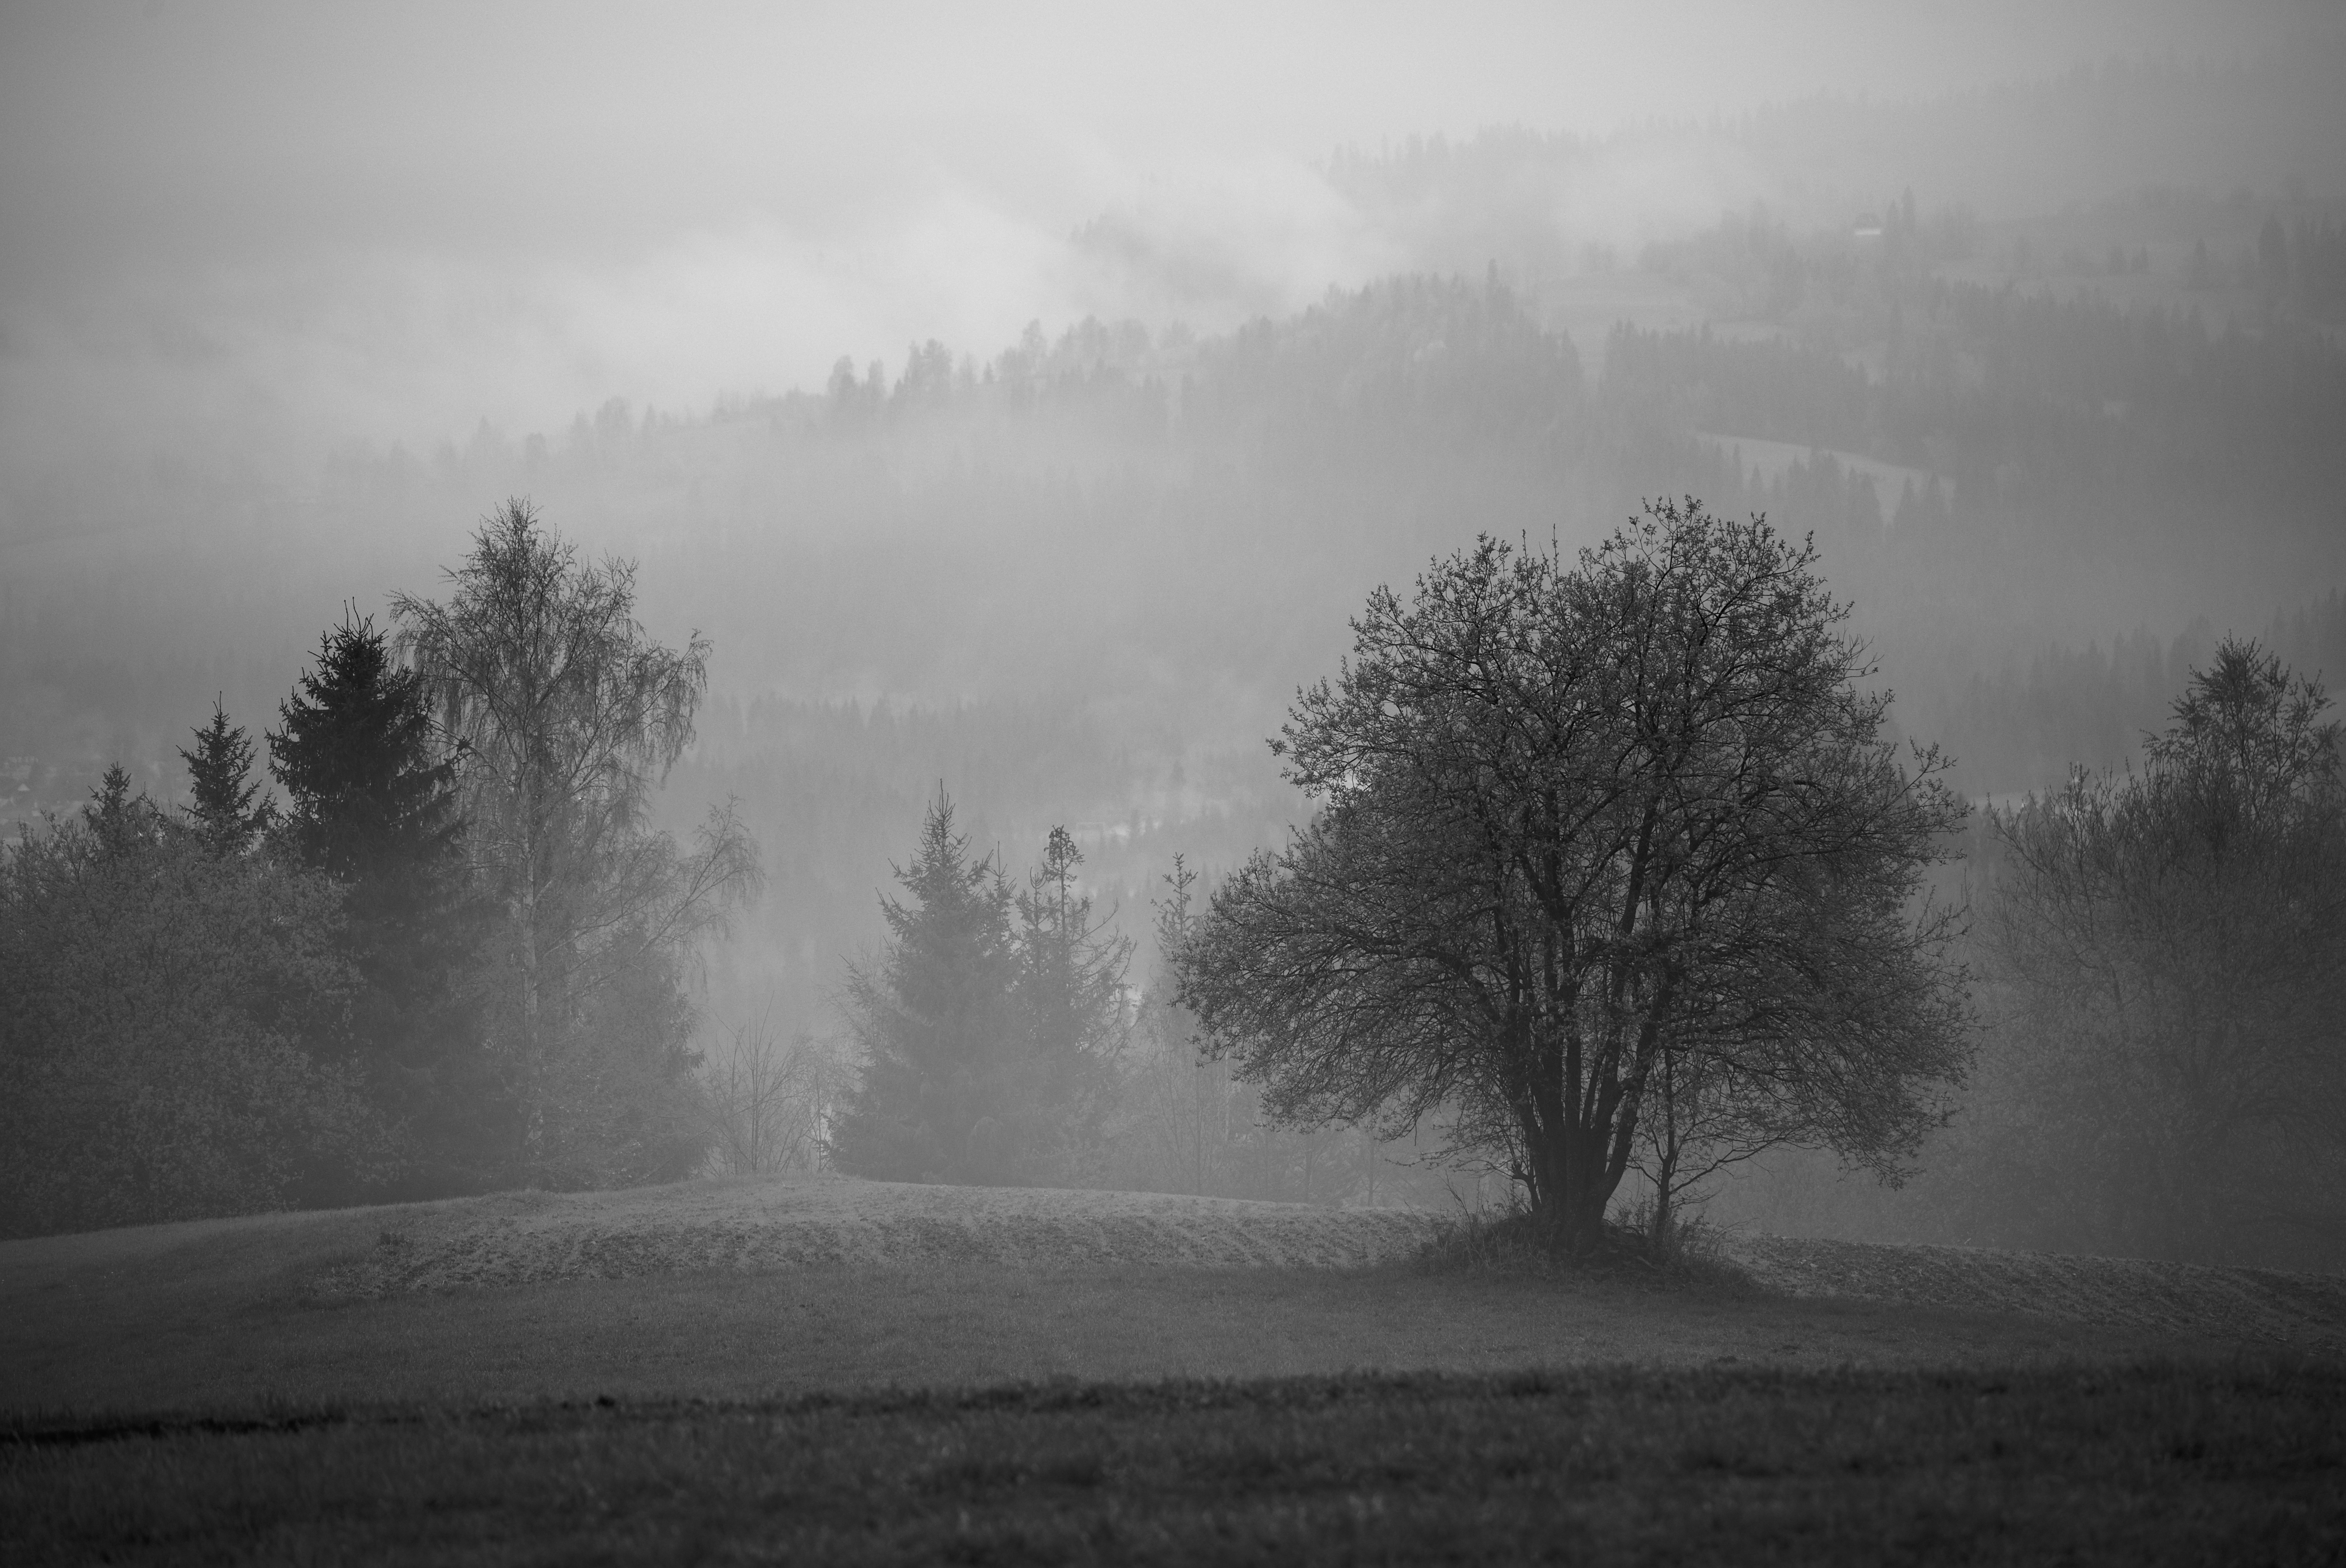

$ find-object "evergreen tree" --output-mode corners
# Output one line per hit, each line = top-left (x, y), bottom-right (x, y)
(831, 791), (1021, 1183)
(833, 803), (1135, 1185)
(270, 609), (490, 1191)
(1012, 825), (1131, 1175)
(85, 762), (156, 860)
(179, 698), (271, 857)
(271, 611), (464, 893)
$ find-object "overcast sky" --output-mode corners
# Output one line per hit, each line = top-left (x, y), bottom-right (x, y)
(0, 0), (2323, 465)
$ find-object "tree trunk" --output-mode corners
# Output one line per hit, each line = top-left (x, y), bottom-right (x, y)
(516, 774), (544, 1167)
(1521, 1102), (1619, 1256)
(518, 875), (542, 1163)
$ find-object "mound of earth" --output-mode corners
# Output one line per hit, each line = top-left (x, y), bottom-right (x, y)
(313, 1176), (1443, 1299)
(1726, 1233), (2346, 1349)
(294, 1176), (2346, 1352)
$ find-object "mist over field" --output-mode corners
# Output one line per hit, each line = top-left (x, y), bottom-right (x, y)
(5, 0), (2346, 1260)
(11, 7), (2346, 1558)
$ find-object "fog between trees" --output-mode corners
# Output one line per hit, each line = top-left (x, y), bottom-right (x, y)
(4, 32), (2345, 1266)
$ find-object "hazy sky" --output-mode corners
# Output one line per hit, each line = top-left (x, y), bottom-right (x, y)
(0, 0), (2322, 466)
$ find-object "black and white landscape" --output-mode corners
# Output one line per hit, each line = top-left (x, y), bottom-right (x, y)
(4, 3), (2344, 1561)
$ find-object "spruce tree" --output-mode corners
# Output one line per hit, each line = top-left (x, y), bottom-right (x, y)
(270, 610), (488, 1190)
(831, 791), (1021, 1183)
(179, 698), (271, 857)
(85, 763), (144, 859)
(1012, 825), (1131, 1172)
(272, 612), (463, 891)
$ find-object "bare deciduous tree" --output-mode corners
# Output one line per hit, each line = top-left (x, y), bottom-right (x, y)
(394, 499), (759, 1173)
(702, 1010), (844, 1177)
(1177, 502), (1971, 1253)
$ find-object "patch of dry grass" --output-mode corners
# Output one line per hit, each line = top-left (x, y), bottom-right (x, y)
(9, 1362), (2342, 1566)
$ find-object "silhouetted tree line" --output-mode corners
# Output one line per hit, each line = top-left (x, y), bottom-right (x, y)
(828, 800), (1129, 1186)
(1929, 593), (2346, 792)
(0, 502), (756, 1237)
(16, 247), (2346, 822)
(1962, 639), (2346, 1264)
(1600, 287), (2346, 522)
(1708, 635), (2346, 1271)
(825, 805), (1475, 1209)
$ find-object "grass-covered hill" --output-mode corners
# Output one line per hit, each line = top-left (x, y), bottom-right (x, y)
(7, 1175), (2340, 1418)
(7, 1177), (2343, 1564)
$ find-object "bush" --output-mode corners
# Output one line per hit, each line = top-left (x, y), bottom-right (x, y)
(0, 800), (383, 1236)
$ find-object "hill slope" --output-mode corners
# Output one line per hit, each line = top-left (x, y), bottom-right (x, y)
(9, 1174), (2334, 1350)
(316, 1178), (1442, 1298)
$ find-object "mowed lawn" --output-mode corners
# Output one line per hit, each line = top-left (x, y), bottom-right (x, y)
(5, 1183), (2343, 1563)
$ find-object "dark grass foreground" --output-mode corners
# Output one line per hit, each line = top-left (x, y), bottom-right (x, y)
(7, 1361), (2342, 1565)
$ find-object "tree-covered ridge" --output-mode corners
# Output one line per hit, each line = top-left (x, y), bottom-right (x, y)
(4, 207), (2343, 1246)
(10, 222), (2344, 818)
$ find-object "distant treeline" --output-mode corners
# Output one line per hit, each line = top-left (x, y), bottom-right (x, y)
(12, 233), (2344, 801)
(8, 211), (2346, 1158)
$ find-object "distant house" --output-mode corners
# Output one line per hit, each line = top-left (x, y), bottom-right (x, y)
(1853, 212), (1885, 239)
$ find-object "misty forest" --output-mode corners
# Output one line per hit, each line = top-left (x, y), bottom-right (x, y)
(5, 6), (2346, 1563)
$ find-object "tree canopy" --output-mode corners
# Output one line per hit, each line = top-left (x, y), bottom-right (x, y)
(1175, 500), (1971, 1253)
(832, 796), (1131, 1187)
(179, 698), (273, 858)
(0, 774), (376, 1235)
(270, 608), (491, 1192)
(1979, 638), (2346, 1264)
(392, 499), (759, 1185)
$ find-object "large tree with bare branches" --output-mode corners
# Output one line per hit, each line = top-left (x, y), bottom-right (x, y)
(1175, 500), (1970, 1254)
(394, 500), (758, 1181)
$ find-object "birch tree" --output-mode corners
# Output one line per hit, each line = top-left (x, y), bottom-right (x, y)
(394, 499), (758, 1174)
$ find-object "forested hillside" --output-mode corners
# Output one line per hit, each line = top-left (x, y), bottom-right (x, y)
(8, 217), (2346, 1059)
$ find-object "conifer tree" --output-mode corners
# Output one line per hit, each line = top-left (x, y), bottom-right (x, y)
(179, 700), (270, 857)
(85, 762), (155, 860)
(833, 803), (1135, 1185)
(271, 610), (488, 1188)
(1012, 825), (1131, 1171)
(830, 791), (1021, 1183)
(271, 611), (464, 896)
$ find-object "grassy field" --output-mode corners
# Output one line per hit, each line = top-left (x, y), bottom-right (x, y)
(5, 1177), (2342, 1563)
(9, 1363), (2341, 1564)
